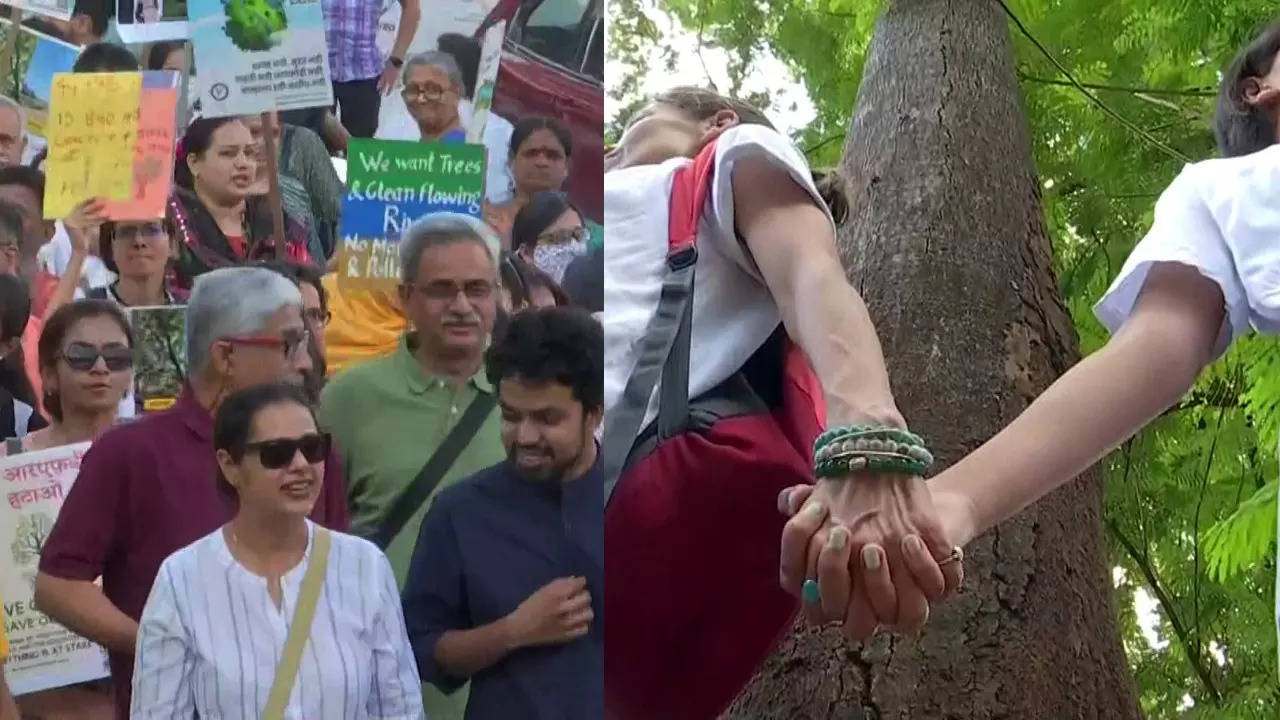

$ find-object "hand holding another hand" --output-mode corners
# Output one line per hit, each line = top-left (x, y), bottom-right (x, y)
(778, 475), (976, 641)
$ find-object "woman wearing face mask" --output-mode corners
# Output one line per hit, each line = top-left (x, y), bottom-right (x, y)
(170, 117), (313, 288)
(12, 300), (133, 454)
(130, 382), (424, 719)
(484, 117), (574, 248)
(510, 190), (589, 284)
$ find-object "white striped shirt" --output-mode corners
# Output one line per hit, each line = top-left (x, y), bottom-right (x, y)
(131, 520), (426, 719)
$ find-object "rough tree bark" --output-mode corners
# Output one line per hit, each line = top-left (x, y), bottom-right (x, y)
(728, 1), (1142, 718)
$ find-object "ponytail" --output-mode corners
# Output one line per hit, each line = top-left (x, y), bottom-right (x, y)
(812, 169), (849, 226)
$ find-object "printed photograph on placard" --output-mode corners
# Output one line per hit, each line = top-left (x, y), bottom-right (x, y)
(129, 305), (186, 414)
(115, 0), (188, 43)
(17, 29), (77, 137)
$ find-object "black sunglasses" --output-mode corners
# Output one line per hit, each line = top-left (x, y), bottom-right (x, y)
(243, 433), (330, 470)
(59, 342), (133, 372)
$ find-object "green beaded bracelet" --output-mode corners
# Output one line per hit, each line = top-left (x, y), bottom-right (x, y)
(813, 423), (933, 478)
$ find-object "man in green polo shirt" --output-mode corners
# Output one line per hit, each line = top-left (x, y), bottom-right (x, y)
(320, 213), (505, 719)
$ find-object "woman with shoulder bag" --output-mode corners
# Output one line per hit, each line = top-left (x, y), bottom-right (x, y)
(130, 382), (423, 719)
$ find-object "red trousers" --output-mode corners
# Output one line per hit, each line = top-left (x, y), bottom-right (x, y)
(604, 412), (815, 719)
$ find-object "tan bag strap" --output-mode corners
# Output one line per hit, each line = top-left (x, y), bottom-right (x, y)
(262, 526), (331, 720)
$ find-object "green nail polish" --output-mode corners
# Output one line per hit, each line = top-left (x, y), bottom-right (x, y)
(827, 527), (847, 551)
(804, 502), (824, 518)
(802, 579), (821, 605)
(862, 546), (881, 570)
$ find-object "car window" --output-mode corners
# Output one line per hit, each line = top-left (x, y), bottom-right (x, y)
(518, 0), (594, 78)
(580, 17), (602, 81)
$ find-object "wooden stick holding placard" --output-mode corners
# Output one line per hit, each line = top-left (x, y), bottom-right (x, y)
(256, 111), (287, 260)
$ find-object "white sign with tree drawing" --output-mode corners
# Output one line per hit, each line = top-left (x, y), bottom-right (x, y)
(0, 442), (109, 695)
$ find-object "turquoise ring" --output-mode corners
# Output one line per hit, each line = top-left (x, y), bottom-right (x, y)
(802, 578), (821, 605)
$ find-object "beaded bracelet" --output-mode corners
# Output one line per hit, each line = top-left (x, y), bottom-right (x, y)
(813, 424), (933, 479)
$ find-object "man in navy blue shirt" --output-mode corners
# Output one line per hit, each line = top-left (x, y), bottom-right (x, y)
(402, 306), (602, 719)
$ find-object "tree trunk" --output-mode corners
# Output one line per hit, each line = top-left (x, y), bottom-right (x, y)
(728, 1), (1142, 718)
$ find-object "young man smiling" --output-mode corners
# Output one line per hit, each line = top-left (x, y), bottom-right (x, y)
(402, 306), (602, 720)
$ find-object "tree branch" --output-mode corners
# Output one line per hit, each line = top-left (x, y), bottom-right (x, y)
(1017, 74), (1216, 97)
(998, 0), (1190, 162)
(1107, 518), (1222, 704)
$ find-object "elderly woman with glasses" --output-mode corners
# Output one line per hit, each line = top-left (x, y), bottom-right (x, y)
(402, 51), (467, 144)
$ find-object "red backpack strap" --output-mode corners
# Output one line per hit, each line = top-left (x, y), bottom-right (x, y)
(602, 141), (719, 507)
(667, 141), (718, 256)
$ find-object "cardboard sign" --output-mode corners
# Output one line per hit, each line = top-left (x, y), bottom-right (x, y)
(129, 305), (187, 413)
(338, 139), (486, 291)
(43, 71), (178, 221)
(189, 0), (333, 117)
(0, 443), (111, 695)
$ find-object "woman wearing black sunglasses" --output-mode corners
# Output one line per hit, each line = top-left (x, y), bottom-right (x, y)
(12, 300), (133, 454)
(131, 382), (423, 718)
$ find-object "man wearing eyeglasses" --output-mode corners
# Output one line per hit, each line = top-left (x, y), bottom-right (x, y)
(320, 213), (505, 719)
(35, 266), (351, 720)
(400, 52), (468, 144)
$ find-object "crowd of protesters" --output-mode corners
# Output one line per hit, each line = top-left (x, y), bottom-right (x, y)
(0, 19), (602, 720)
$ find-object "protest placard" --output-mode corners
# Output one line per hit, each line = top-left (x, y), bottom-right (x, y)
(17, 30), (78, 141)
(0, 443), (110, 695)
(43, 71), (179, 221)
(129, 305), (187, 413)
(115, 0), (188, 43)
(188, 0), (332, 117)
(338, 139), (486, 291)
(465, 21), (503, 144)
(3, 0), (70, 22)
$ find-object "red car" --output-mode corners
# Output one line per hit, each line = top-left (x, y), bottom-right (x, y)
(479, 0), (603, 222)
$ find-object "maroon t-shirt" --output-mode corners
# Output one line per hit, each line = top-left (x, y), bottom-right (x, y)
(38, 389), (350, 720)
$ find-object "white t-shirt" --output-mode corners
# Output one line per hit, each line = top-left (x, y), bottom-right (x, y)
(603, 124), (834, 432)
(1094, 144), (1280, 356)
(376, 98), (515, 205)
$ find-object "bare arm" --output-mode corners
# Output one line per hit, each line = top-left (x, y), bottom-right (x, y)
(34, 573), (138, 655)
(732, 155), (904, 428)
(934, 262), (1224, 543)
(390, 0), (420, 65)
(433, 618), (516, 679)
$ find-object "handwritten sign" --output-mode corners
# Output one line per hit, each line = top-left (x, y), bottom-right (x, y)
(43, 71), (178, 221)
(338, 139), (486, 291)
(0, 443), (110, 695)
(189, 0), (333, 117)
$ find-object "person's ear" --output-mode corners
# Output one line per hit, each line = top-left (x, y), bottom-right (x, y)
(698, 108), (740, 145)
(583, 406), (603, 436)
(209, 341), (234, 378)
(43, 220), (55, 243)
(1243, 77), (1280, 109)
(216, 451), (241, 489)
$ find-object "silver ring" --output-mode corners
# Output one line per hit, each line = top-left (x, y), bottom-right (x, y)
(937, 545), (963, 567)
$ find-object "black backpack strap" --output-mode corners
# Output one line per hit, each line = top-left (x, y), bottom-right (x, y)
(369, 391), (496, 550)
(601, 143), (718, 509)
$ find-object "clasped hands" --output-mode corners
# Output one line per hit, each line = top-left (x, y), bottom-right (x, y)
(777, 473), (976, 640)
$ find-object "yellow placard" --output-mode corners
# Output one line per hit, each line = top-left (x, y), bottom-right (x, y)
(43, 73), (143, 219)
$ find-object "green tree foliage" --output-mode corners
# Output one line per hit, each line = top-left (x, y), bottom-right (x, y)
(610, 1), (1280, 715)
